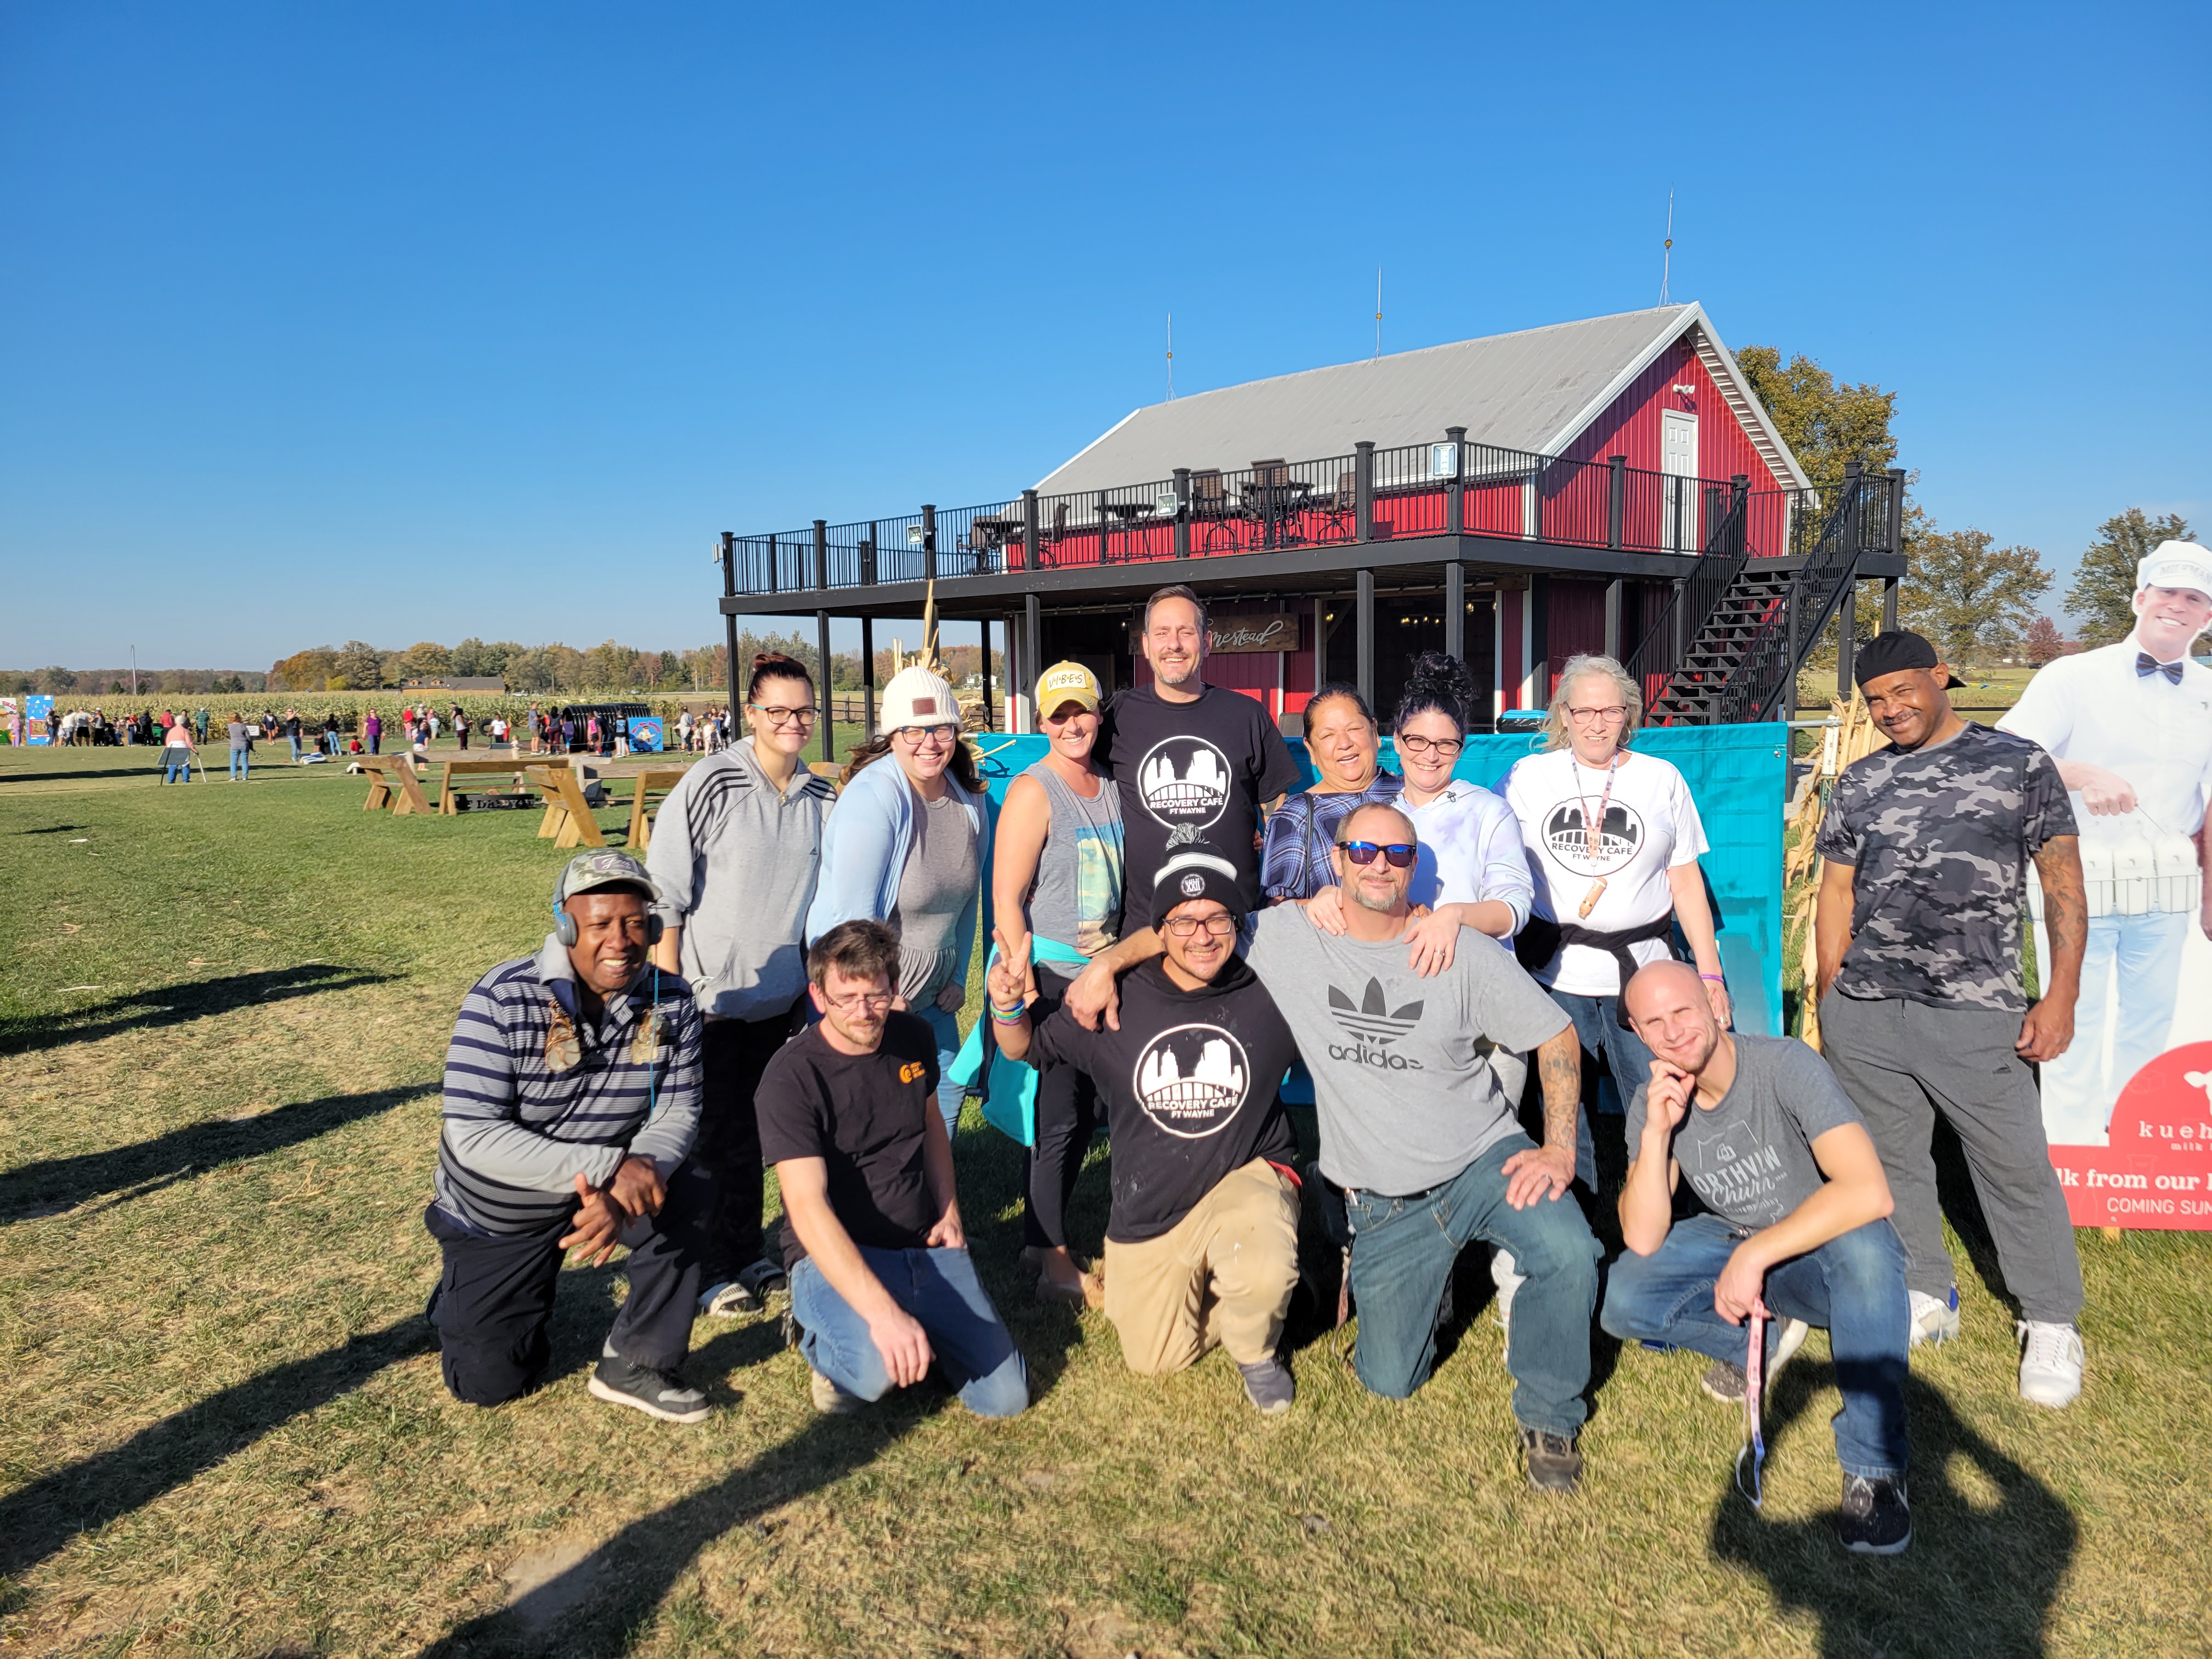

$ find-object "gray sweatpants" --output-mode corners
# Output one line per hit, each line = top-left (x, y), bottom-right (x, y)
(1819, 992), (2083, 1325)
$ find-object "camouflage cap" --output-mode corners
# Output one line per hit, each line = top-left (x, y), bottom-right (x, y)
(555, 849), (663, 906)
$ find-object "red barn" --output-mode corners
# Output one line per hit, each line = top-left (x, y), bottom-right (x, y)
(719, 303), (1906, 745)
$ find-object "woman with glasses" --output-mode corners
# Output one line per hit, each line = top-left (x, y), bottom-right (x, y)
(1260, 682), (1404, 904)
(646, 652), (837, 1319)
(989, 662), (1124, 1305)
(808, 664), (994, 1138)
(1503, 652), (1728, 1188)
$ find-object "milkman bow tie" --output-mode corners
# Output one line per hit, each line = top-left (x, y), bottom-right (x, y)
(2137, 652), (2183, 685)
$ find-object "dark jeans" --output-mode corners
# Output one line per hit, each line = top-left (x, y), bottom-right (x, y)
(1601, 1214), (1910, 1480)
(1549, 989), (1658, 1190)
(696, 1011), (799, 1284)
(791, 1245), (1029, 1417)
(1344, 1132), (1600, 1433)
(424, 1158), (710, 1407)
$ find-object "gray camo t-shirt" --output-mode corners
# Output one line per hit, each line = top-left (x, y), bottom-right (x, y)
(1243, 907), (1570, 1197)
(1626, 1034), (1863, 1229)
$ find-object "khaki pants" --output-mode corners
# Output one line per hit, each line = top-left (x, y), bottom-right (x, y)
(1102, 1159), (1300, 1375)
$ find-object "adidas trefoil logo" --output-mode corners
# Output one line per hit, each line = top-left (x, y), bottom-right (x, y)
(1325, 979), (1426, 1070)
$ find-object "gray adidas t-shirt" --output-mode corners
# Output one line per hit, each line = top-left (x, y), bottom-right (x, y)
(1625, 1033), (1863, 1229)
(1244, 907), (1571, 1197)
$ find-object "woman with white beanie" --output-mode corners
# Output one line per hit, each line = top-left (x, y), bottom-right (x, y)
(806, 664), (995, 1136)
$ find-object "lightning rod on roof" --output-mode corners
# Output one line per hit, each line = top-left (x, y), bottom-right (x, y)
(1166, 312), (1174, 400)
(1660, 190), (1674, 305)
(1374, 267), (1382, 362)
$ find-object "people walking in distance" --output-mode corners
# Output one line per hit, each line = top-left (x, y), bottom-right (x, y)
(426, 851), (714, 1422)
(809, 664), (994, 1138)
(364, 708), (382, 755)
(161, 715), (197, 783)
(226, 714), (252, 781)
(1814, 629), (2091, 1408)
(989, 661), (1125, 1305)
(989, 850), (1300, 1412)
(648, 652), (836, 1321)
(758, 919), (1029, 1419)
(1605, 961), (1912, 1555)
(1259, 681), (1403, 903)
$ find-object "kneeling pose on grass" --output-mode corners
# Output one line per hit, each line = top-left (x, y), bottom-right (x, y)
(758, 920), (1030, 1419)
(1603, 960), (1912, 1555)
(427, 850), (716, 1424)
(989, 851), (1302, 1413)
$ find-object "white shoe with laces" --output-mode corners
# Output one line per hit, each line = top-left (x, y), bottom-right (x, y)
(2017, 1321), (2084, 1408)
(1908, 1287), (1960, 1347)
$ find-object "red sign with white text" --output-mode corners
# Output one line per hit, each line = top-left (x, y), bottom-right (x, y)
(2049, 1042), (2212, 1229)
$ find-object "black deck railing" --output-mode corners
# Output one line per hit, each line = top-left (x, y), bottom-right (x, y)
(725, 433), (1827, 597)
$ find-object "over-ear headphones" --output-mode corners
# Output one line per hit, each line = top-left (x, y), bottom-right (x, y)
(551, 876), (663, 948)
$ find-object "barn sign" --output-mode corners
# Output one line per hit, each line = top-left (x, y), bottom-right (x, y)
(1128, 614), (1301, 655)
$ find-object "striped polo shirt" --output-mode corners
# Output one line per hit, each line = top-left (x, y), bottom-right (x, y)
(433, 935), (703, 1237)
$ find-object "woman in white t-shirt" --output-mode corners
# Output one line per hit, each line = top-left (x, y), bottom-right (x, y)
(1504, 653), (1728, 1163)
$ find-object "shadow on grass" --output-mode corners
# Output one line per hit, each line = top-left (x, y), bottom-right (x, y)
(0, 1082), (433, 1222)
(0, 1316), (433, 1579)
(0, 963), (393, 1057)
(1711, 1372), (2076, 1658)
(18, 823), (90, 834)
(2, 766), (172, 784)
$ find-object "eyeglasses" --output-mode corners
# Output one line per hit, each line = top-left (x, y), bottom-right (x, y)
(1567, 705), (1628, 725)
(1396, 734), (1464, 758)
(749, 703), (818, 728)
(1162, 913), (1237, 938)
(1336, 840), (1417, 869)
(822, 989), (895, 1013)
(894, 724), (960, 746)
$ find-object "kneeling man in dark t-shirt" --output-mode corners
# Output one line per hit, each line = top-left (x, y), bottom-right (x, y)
(1604, 961), (1911, 1555)
(756, 919), (1029, 1418)
(989, 850), (1303, 1414)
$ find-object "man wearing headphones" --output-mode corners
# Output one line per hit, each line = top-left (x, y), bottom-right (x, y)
(426, 850), (713, 1421)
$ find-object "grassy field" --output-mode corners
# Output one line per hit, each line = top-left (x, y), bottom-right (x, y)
(3, 741), (2209, 1657)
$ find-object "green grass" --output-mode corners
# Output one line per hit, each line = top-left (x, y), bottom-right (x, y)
(3, 743), (2209, 1656)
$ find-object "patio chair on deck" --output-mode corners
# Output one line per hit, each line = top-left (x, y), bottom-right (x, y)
(1190, 469), (1243, 551)
(1317, 469), (1358, 539)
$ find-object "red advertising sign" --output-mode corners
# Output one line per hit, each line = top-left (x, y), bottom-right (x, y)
(2050, 1041), (2212, 1229)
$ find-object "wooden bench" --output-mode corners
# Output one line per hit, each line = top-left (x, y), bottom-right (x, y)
(623, 768), (691, 852)
(525, 766), (608, 849)
(431, 758), (534, 815)
(358, 756), (433, 816)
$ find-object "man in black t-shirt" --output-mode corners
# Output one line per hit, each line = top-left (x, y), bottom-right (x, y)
(990, 848), (1303, 1413)
(1069, 586), (1304, 1030)
(755, 919), (1028, 1418)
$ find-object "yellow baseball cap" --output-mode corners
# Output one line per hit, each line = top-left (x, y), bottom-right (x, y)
(1036, 661), (1101, 715)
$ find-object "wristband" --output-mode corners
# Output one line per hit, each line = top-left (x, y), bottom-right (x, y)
(988, 1001), (1027, 1023)
(1700, 973), (1725, 983)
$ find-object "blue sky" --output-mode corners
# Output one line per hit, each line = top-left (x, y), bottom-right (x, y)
(3, 2), (2205, 670)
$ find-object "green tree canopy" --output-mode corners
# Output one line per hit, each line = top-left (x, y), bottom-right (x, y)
(2065, 508), (2196, 645)
(1737, 346), (1899, 488)
(1898, 524), (2052, 662)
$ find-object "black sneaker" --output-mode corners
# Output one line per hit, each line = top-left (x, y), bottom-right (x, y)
(1237, 1356), (1295, 1415)
(1837, 1475), (1911, 1555)
(588, 1355), (710, 1424)
(698, 1258), (789, 1318)
(1519, 1424), (1583, 1494)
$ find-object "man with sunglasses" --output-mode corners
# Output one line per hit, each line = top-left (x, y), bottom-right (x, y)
(1246, 803), (1597, 1491)
(988, 848), (1303, 1413)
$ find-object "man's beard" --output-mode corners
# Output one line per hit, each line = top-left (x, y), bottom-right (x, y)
(1152, 655), (1199, 687)
(1348, 883), (1397, 914)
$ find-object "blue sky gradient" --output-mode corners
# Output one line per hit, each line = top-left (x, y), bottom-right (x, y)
(3, 2), (2205, 668)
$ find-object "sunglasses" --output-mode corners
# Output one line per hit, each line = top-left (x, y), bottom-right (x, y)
(1336, 840), (1416, 869)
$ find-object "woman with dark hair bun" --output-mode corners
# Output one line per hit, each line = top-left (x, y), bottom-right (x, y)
(1259, 681), (1403, 904)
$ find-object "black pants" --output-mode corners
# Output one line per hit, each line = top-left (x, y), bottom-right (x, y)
(696, 1011), (799, 1283)
(425, 1159), (711, 1407)
(1022, 1057), (1102, 1250)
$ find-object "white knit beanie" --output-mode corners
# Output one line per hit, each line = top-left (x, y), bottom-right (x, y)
(878, 665), (959, 733)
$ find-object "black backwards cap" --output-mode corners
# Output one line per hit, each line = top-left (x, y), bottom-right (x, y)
(1852, 629), (1966, 692)
(1153, 847), (1245, 921)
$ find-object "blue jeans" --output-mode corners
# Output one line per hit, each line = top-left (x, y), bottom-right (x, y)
(1601, 1214), (1909, 1480)
(2041, 911), (2190, 1146)
(229, 748), (249, 779)
(163, 756), (191, 783)
(790, 1245), (1029, 1418)
(1344, 1132), (1600, 1432)
(288, 736), (302, 760)
(916, 1002), (966, 1136)
(1549, 990), (1660, 1190)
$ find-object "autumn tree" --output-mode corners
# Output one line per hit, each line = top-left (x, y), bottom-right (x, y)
(2065, 509), (2196, 645)
(269, 647), (338, 691)
(334, 641), (385, 689)
(2021, 616), (2067, 665)
(1897, 524), (2051, 663)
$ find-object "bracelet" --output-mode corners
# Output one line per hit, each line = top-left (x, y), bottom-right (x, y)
(1700, 973), (1725, 984)
(988, 1001), (1027, 1023)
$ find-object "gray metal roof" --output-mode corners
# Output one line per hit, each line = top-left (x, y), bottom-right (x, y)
(1033, 303), (1808, 496)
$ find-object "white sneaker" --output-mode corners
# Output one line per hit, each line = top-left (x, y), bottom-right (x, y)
(2017, 1321), (2084, 1408)
(1908, 1287), (1960, 1347)
(1771, 1316), (1810, 1380)
(1490, 1248), (1525, 1336)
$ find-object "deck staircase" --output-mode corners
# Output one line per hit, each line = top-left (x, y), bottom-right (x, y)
(1629, 464), (1899, 726)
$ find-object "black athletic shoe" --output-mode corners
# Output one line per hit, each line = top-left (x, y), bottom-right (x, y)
(1837, 1475), (1911, 1555)
(588, 1355), (710, 1424)
(1519, 1424), (1583, 1494)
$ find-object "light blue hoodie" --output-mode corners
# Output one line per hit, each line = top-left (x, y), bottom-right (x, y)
(804, 755), (995, 989)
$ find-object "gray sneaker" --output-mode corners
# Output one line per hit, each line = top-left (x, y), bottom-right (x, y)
(1701, 1317), (1809, 1406)
(1237, 1356), (1295, 1415)
(587, 1355), (710, 1424)
(699, 1259), (789, 1318)
(809, 1368), (866, 1415)
(1518, 1424), (1583, 1494)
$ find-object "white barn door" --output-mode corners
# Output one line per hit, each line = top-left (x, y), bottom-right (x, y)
(1662, 409), (1700, 551)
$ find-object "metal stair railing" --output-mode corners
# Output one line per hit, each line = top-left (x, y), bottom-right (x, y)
(1625, 476), (1751, 718)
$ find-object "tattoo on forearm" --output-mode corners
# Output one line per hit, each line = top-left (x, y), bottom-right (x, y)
(1538, 1032), (1580, 1153)
(2036, 841), (2087, 972)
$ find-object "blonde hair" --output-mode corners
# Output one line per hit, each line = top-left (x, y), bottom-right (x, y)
(1542, 653), (1643, 752)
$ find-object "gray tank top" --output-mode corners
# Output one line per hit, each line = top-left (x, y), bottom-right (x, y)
(890, 791), (979, 1002)
(1020, 760), (1125, 969)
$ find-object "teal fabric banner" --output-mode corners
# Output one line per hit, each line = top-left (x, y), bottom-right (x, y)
(967, 721), (1787, 1036)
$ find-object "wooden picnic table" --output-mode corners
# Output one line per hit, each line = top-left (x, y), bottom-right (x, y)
(357, 755), (433, 816)
(623, 768), (690, 853)
(431, 757), (534, 815)
(525, 765), (607, 849)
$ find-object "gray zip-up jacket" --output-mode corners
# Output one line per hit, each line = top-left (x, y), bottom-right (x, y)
(646, 738), (836, 1020)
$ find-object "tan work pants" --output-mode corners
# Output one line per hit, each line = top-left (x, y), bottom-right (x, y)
(1102, 1159), (1300, 1375)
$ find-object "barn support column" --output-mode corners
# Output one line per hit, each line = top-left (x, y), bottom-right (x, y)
(1443, 561), (1465, 663)
(1356, 570), (1375, 710)
(1528, 574), (1550, 709)
(1603, 579), (1623, 662)
(1881, 578), (1898, 634)
(816, 609), (835, 763)
(1837, 580), (1859, 697)
(978, 620), (994, 732)
(861, 618), (876, 732)
(719, 532), (742, 719)
(1025, 594), (1042, 723)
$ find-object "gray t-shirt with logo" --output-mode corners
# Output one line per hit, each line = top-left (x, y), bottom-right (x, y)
(1624, 1033), (1863, 1229)
(1243, 907), (1571, 1197)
